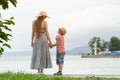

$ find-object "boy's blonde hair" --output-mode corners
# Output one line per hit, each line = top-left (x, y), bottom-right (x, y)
(59, 27), (67, 36)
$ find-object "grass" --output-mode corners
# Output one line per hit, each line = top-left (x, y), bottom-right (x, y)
(0, 72), (120, 80)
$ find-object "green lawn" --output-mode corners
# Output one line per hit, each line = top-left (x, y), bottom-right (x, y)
(0, 72), (120, 80)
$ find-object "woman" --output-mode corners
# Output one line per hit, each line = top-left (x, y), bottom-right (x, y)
(31, 11), (52, 74)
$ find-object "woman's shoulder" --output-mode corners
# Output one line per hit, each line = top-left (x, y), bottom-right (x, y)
(32, 20), (37, 24)
(43, 21), (47, 29)
(43, 21), (47, 25)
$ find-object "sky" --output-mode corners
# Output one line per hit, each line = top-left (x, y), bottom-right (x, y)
(1, 0), (120, 52)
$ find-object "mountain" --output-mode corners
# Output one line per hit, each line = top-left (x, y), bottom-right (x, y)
(3, 50), (56, 56)
(2, 46), (91, 56)
(66, 46), (91, 55)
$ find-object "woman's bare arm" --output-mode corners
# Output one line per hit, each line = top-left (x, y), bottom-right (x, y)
(31, 21), (35, 47)
(44, 21), (52, 44)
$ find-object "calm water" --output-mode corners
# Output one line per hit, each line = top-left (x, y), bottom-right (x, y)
(0, 55), (120, 75)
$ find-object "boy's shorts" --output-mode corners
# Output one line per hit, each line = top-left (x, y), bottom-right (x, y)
(56, 53), (65, 65)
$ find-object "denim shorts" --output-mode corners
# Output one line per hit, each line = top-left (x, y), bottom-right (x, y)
(56, 53), (65, 65)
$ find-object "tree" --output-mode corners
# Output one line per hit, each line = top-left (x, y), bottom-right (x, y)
(88, 37), (102, 55)
(109, 36), (120, 51)
(0, 0), (17, 56)
(101, 40), (109, 52)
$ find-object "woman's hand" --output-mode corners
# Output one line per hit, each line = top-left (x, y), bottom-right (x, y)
(49, 43), (53, 48)
(31, 42), (34, 47)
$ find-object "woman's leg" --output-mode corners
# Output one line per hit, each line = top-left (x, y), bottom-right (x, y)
(38, 68), (44, 73)
(38, 68), (41, 73)
(41, 69), (43, 73)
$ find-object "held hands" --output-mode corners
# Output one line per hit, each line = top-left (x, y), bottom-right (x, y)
(32, 42), (54, 48)
(49, 43), (54, 48)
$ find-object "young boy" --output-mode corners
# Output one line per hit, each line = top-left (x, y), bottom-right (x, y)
(51, 27), (67, 75)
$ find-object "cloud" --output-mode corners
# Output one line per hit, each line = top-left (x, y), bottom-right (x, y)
(3, 0), (120, 52)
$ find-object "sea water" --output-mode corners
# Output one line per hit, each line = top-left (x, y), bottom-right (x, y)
(0, 55), (120, 75)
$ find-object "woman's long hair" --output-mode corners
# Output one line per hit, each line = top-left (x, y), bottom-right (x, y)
(35, 16), (45, 38)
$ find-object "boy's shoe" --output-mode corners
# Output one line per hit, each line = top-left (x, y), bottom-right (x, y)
(53, 71), (62, 75)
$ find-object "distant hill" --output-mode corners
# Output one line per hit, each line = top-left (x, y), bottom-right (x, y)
(3, 51), (55, 56)
(66, 46), (91, 55)
(3, 51), (32, 56)
(3, 46), (91, 56)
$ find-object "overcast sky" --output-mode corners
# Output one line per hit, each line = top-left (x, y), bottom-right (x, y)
(1, 0), (120, 52)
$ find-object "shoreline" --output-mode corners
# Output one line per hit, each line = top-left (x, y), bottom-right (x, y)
(81, 54), (120, 58)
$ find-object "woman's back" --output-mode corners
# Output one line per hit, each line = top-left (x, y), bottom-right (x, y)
(33, 20), (46, 38)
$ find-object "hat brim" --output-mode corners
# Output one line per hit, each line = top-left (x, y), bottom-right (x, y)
(36, 15), (50, 18)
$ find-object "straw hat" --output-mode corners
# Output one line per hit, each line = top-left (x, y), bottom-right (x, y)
(59, 27), (67, 35)
(37, 11), (49, 18)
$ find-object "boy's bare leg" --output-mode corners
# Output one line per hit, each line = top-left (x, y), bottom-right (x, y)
(59, 64), (63, 72)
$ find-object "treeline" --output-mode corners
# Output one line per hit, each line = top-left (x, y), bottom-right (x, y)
(88, 36), (120, 54)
